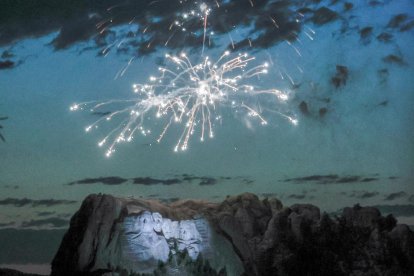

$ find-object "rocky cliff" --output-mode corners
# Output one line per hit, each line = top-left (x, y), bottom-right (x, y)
(51, 193), (414, 276)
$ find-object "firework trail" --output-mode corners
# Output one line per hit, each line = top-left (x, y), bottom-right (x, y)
(70, 51), (297, 157)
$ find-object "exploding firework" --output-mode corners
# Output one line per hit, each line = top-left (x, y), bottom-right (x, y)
(70, 51), (297, 157)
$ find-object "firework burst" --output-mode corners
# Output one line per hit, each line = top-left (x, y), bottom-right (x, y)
(71, 51), (297, 157)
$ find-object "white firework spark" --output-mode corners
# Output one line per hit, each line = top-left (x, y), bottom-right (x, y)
(70, 51), (297, 157)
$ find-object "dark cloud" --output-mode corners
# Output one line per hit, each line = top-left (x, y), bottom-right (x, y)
(372, 205), (414, 217)
(1, 50), (14, 59)
(0, 222), (15, 227)
(384, 191), (407, 201)
(183, 174), (241, 185)
(67, 174), (235, 186)
(287, 194), (306, 200)
(58, 213), (73, 219)
(68, 176), (128, 185)
(241, 178), (254, 185)
(199, 177), (217, 185)
(283, 174), (339, 183)
(51, 15), (102, 50)
(0, 60), (15, 70)
(409, 195), (414, 203)
(0, 198), (76, 207)
(3, 185), (19, 189)
(0, 0), (315, 56)
(229, 0), (302, 51)
(261, 193), (279, 198)
(386, 13), (408, 29)
(400, 19), (414, 32)
(361, 177), (379, 182)
(180, 174), (218, 185)
(0, 58), (24, 70)
(0, 116), (8, 142)
(37, 211), (56, 217)
(348, 191), (379, 199)
(0, 0), (93, 46)
(310, 7), (339, 25)
(131, 177), (182, 185)
(382, 54), (407, 66)
(331, 65), (349, 89)
(359, 26), (373, 45)
(282, 174), (379, 184)
(68, 176), (181, 186)
(377, 32), (393, 43)
(21, 218), (69, 228)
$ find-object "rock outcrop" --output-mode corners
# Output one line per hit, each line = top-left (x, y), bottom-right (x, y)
(51, 193), (414, 276)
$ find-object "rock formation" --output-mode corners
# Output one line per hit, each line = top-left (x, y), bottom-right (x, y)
(51, 193), (414, 276)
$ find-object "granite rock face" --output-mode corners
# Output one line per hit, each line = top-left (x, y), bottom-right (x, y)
(52, 193), (414, 276)
(51, 194), (242, 276)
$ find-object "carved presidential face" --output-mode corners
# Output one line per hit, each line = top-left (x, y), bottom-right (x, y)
(179, 220), (199, 241)
(134, 211), (155, 233)
(152, 212), (163, 232)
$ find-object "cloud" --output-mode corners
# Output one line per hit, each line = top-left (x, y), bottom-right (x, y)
(0, 60), (15, 70)
(180, 174), (219, 185)
(68, 176), (128, 185)
(310, 7), (339, 26)
(0, 0), (311, 56)
(347, 191), (379, 199)
(241, 178), (254, 185)
(382, 54), (407, 66)
(67, 174), (229, 186)
(1, 50), (14, 59)
(0, 222), (15, 227)
(384, 191), (407, 201)
(373, 205), (414, 217)
(287, 194), (306, 200)
(0, 198), (76, 207)
(261, 193), (279, 198)
(131, 177), (182, 185)
(3, 185), (19, 189)
(199, 177), (217, 185)
(36, 211), (56, 217)
(57, 213), (73, 219)
(50, 15), (102, 50)
(21, 218), (69, 228)
(282, 174), (379, 184)
(0, 0), (93, 46)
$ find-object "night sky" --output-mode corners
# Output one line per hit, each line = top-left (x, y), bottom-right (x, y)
(0, 0), (413, 273)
